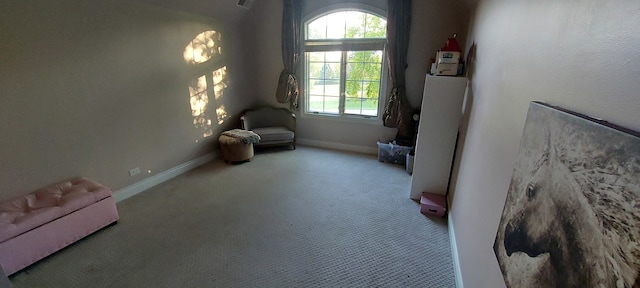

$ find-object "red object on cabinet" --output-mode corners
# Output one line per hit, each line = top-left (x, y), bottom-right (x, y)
(441, 36), (461, 52)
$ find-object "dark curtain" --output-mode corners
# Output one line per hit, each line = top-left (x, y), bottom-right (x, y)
(275, 0), (302, 110)
(383, 0), (414, 144)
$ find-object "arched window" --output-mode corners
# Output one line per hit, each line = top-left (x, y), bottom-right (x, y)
(302, 9), (387, 119)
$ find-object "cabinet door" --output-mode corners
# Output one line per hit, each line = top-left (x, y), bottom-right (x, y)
(409, 75), (468, 200)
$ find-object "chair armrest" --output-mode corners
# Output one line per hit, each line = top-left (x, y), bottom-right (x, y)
(289, 113), (296, 133)
(240, 115), (247, 130)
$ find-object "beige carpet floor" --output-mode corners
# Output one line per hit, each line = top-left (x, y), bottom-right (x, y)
(9, 146), (455, 288)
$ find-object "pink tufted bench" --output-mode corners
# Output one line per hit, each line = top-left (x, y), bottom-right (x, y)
(0, 177), (119, 275)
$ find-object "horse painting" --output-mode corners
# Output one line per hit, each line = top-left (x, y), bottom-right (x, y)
(494, 102), (640, 288)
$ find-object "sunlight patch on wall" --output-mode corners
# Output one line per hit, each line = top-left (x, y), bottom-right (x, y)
(212, 66), (230, 125)
(216, 105), (228, 125)
(213, 66), (228, 100)
(183, 30), (222, 64)
(189, 75), (213, 138)
(184, 31), (231, 139)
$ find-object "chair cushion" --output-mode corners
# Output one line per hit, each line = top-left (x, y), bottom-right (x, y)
(252, 127), (294, 142)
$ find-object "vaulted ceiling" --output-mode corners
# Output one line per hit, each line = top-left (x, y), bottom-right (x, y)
(134, 0), (477, 23)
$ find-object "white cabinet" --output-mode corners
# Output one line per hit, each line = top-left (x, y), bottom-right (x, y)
(409, 75), (468, 200)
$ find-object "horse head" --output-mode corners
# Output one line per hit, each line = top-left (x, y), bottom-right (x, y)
(502, 130), (608, 287)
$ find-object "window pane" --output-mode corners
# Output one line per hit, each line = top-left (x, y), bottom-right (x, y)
(345, 11), (365, 38)
(373, 50), (384, 59)
(326, 12), (346, 39)
(306, 50), (342, 115)
(308, 95), (324, 112)
(343, 49), (382, 116)
(309, 52), (340, 64)
(308, 52), (337, 85)
(310, 78), (340, 96)
(347, 63), (364, 79)
(308, 62), (324, 79)
(323, 63), (340, 81)
(307, 12), (385, 40)
(347, 52), (383, 93)
(361, 98), (378, 116)
(363, 63), (382, 80)
(323, 96), (340, 114)
(345, 80), (363, 98)
(364, 14), (387, 38)
(307, 16), (327, 39)
(310, 82), (335, 96)
(364, 81), (380, 99)
(324, 80), (340, 96)
(308, 52), (324, 62)
(325, 51), (341, 62)
(309, 83), (322, 93)
(344, 96), (378, 116)
(309, 94), (339, 115)
(344, 97), (362, 115)
(348, 50), (382, 63)
(308, 81), (325, 95)
(307, 52), (342, 95)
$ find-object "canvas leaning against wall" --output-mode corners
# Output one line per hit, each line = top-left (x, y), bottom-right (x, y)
(493, 102), (640, 288)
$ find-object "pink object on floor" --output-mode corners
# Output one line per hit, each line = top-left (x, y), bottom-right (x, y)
(420, 192), (447, 217)
(0, 178), (119, 275)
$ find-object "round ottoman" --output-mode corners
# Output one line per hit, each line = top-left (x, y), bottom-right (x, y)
(219, 134), (254, 163)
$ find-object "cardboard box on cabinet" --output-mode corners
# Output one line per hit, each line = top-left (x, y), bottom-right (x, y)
(435, 63), (459, 76)
(436, 51), (460, 64)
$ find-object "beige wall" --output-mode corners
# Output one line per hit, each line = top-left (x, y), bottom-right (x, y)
(449, 0), (640, 287)
(0, 0), (470, 199)
(134, 0), (250, 23)
(0, 0), (250, 200)
(243, 0), (470, 149)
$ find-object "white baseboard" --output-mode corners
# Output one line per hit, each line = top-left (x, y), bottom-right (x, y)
(448, 213), (464, 288)
(113, 152), (218, 202)
(297, 138), (377, 155)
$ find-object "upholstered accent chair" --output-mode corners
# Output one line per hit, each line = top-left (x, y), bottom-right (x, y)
(240, 106), (296, 149)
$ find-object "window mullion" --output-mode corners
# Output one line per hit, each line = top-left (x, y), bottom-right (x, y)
(339, 51), (347, 115)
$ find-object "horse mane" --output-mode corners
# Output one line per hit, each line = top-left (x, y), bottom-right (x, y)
(550, 122), (640, 287)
